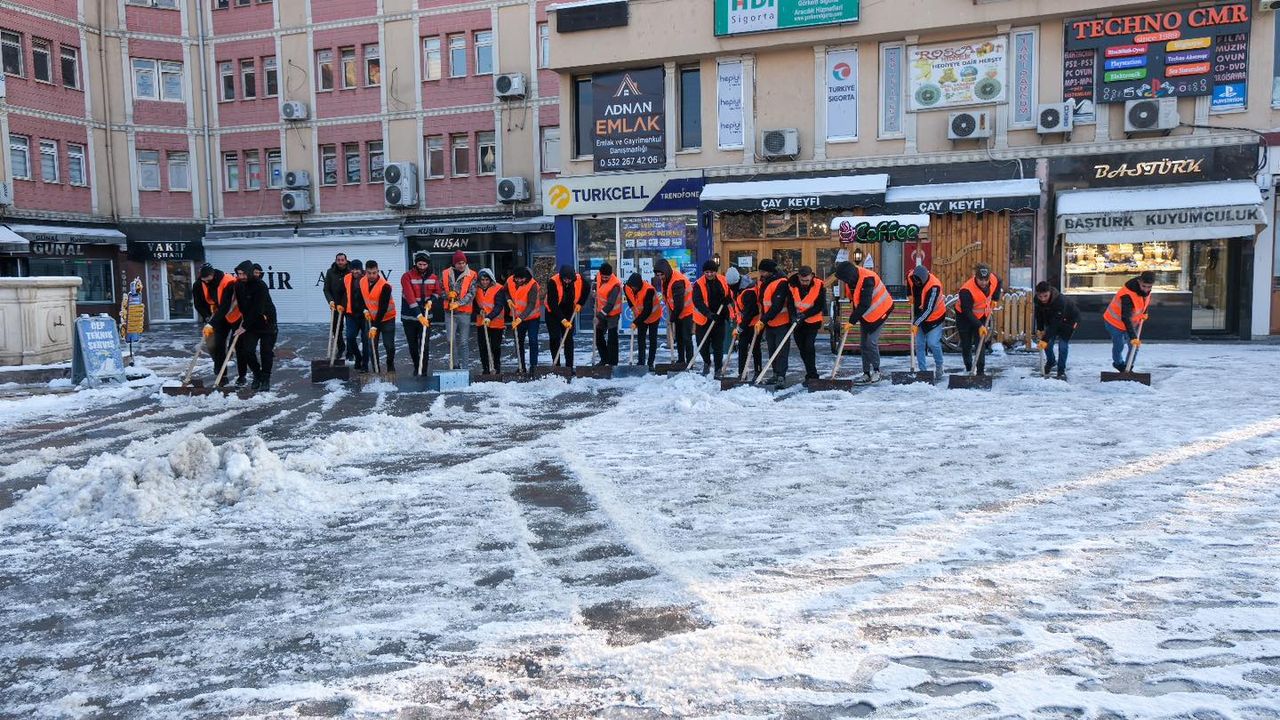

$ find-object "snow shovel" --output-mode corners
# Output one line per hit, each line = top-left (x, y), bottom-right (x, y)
(652, 305), (686, 375)
(397, 306), (437, 392)
(752, 322), (798, 388)
(614, 322), (648, 378)
(213, 328), (252, 397)
(534, 315), (575, 380)
(313, 308), (354, 382)
(1101, 320), (1151, 385)
(948, 315), (994, 390)
(687, 302), (729, 374)
(474, 318), (507, 383)
(807, 321), (856, 392)
(498, 303), (532, 382)
(720, 323), (762, 390)
(892, 325), (936, 386)
(575, 295), (612, 380)
(163, 340), (210, 396)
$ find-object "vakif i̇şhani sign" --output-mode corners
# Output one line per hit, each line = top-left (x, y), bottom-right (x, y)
(592, 68), (666, 173)
(715, 0), (859, 36)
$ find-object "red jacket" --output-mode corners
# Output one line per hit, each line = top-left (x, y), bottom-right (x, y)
(400, 269), (440, 318)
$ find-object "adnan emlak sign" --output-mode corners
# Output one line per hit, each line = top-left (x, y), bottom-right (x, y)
(715, 0), (859, 36)
(592, 68), (666, 173)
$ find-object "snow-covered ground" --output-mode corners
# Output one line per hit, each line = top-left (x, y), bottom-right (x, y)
(2, 326), (1279, 719)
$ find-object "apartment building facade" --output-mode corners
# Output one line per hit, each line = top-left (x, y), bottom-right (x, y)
(0, 0), (559, 323)
(544, 0), (1280, 340)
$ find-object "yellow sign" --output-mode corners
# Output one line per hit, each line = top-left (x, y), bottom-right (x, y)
(1165, 37), (1212, 51)
(548, 184), (571, 211)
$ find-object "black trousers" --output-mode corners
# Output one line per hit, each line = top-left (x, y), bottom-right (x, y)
(208, 320), (236, 381)
(258, 329), (277, 378)
(330, 309), (345, 359)
(764, 324), (791, 379)
(738, 326), (763, 378)
(548, 321), (576, 367)
(673, 316), (694, 364)
(636, 322), (659, 367)
(478, 326), (503, 374)
(958, 322), (986, 374)
(371, 320), (396, 371)
(695, 321), (724, 373)
(794, 322), (820, 378)
(595, 323), (619, 365)
(402, 318), (432, 375)
(235, 329), (263, 379)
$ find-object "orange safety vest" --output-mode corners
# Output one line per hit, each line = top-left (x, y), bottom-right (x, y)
(761, 277), (792, 327)
(664, 270), (694, 319)
(917, 273), (947, 323)
(791, 280), (824, 325)
(1104, 284), (1150, 332)
(595, 273), (623, 317)
(475, 283), (506, 329)
(843, 266), (893, 324)
(361, 274), (397, 322)
(203, 274), (242, 324)
(343, 274), (358, 316)
(735, 284), (759, 324)
(506, 278), (542, 320)
(547, 272), (582, 314)
(691, 273), (730, 325)
(625, 282), (662, 324)
(958, 275), (998, 321)
(443, 267), (476, 313)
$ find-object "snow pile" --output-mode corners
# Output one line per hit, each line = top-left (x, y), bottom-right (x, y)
(5, 434), (339, 526)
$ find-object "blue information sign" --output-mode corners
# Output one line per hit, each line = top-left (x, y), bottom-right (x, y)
(72, 315), (127, 387)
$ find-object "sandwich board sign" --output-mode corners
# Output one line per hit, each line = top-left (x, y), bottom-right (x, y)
(72, 314), (127, 387)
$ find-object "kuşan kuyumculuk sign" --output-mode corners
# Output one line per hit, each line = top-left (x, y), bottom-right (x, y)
(714, 0), (859, 37)
(908, 37), (1008, 111)
(592, 67), (666, 173)
(832, 215), (930, 244)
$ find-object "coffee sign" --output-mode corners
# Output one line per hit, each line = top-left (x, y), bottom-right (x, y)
(833, 215), (929, 244)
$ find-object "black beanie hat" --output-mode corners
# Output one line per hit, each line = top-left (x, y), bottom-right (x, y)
(625, 272), (643, 290)
(559, 264), (575, 281)
(349, 259), (363, 271)
(598, 262), (613, 276)
(1139, 270), (1156, 284)
(758, 259), (778, 274)
(702, 260), (719, 273)
(833, 261), (857, 284)
(514, 266), (532, 280)
(413, 252), (429, 264)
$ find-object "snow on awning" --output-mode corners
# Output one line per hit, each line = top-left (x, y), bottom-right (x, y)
(8, 223), (126, 248)
(884, 179), (1041, 214)
(1057, 181), (1266, 244)
(0, 225), (29, 253)
(700, 174), (889, 213)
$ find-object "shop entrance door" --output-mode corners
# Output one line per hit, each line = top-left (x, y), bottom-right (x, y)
(1190, 239), (1231, 332)
(145, 261), (196, 322)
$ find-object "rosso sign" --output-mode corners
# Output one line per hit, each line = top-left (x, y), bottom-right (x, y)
(838, 220), (921, 244)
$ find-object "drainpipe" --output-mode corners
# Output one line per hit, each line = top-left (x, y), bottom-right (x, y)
(96, 0), (119, 221)
(195, 0), (215, 225)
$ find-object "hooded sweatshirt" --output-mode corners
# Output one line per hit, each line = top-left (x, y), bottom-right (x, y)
(1116, 277), (1150, 336)
(1034, 287), (1080, 338)
(232, 261), (273, 333)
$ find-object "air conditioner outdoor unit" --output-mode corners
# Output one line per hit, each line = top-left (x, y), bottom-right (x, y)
(497, 177), (530, 203)
(281, 101), (309, 121)
(1124, 98), (1180, 133)
(0, 181), (12, 206)
(383, 162), (418, 207)
(281, 190), (311, 213)
(284, 170), (311, 189)
(1037, 102), (1074, 134)
(948, 111), (991, 140)
(760, 128), (799, 160)
(1260, 0), (1279, 11)
(494, 73), (527, 99)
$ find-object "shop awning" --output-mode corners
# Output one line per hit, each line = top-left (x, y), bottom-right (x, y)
(405, 216), (555, 236)
(8, 223), (126, 249)
(1057, 181), (1266, 243)
(700, 174), (889, 213)
(884, 179), (1041, 214)
(0, 225), (30, 253)
(830, 214), (930, 243)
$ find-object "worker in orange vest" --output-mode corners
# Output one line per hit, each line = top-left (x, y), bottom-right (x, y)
(624, 272), (662, 369)
(474, 269), (507, 374)
(194, 263), (242, 384)
(593, 263), (623, 366)
(1104, 270), (1154, 372)
(442, 251), (477, 370)
(834, 260), (895, 383)
(732, 268), (763, 379)
(955, 263), (1003, 376)
(653, 259), (694, 365)
(341, 260), (370, 371)
(754, 259), (793, 385)
(546, 265), (587, 369)
(789, 266), (826, 381)
(907, 264), (947, 380)
(506, 267), (542, 372)
(361, 259), (397, 373)
(691, 260), (731, 375)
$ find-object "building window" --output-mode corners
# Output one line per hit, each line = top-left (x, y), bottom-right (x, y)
(316, 49), (333, 91)
(263, 56), (278, 96)
(60, 46), (79, 89)
(364, 44), (380, 86)
(423, 37), (441, 81)
(321, 144), (337, 185)
(223, 152), (239, 191)
(450, 134), (469, 176)
(448, 34), (466, 78)
(133, 58), (157, 99)
(367, 140), (384, 182)
(343, 143), (361, 183)
(1009, 213), (1035, 288)
(67, 143), (86, 186)
(160, 61), (184, 101)
(216, 0), (228, 7)
(541, 126), (560, 173)
(245, 149), (261, 189)
(219, 61), (234, 100)
(1, 30), (23, 77)
(32, 38), (52, 83)
(168, 151), (190, 191)
(240, 59), (256, 99)
(9, 135), (30, 179)
(236, 0), (249, 6)
(29, 259), (114, 303)
(678, 65), (701, 150)
(340, 47), (357, 89)
(135, 59), (183, 101)
(137, 149), (160, 190)
(266, 149), (282, 188)
(426, 135), (444, 178)
(538, 23), (550, 68)
(474, 30), (493, 76)
(477, 131), (496, 175)
(573, 76), (592, 158)
(39, 140), (58, 183)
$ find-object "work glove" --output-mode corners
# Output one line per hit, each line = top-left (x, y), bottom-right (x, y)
(328, 301), (336, 311)
(482, 318), (491, 327)
(202, 324), (214, 338)
(418, 315), (429, 327)
(978, 326), (989, 338)
(843, 322), (855, 335)
(368, 328), (379, 340)
(336, 305), (344, 314)
(363, 310), (372, 321)
(512, 317), (522, 328)
(753, 321), (765, 332)
(448, 291), (458, 301)
(1139, 314), (1150, 322)
(1130, 338), (1142, 348)
(561, 319), (572, 329)
(573, 304), (582, 313)
(1036, 341), (1048, 351)
(448, 302), (459, 312)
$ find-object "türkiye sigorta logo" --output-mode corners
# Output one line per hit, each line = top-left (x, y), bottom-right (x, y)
(549, 184), (572, 210)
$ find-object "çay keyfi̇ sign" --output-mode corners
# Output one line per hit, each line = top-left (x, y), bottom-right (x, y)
(593, 68), (666, 173)
(715, 0), (859, 37)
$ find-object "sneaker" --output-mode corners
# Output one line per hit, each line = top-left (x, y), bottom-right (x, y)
(870, 370), (882, 383)
(1043, 361), (1053, 376)
(1056, 370), (1067, 381)
(857, 372), (873, 384)
(250, 377), (263, 391)
(235, 375), (247, 387)
(700, 366), (711, 376)
(1113, 362), (1126, 372)
(934, 367), (945, 382)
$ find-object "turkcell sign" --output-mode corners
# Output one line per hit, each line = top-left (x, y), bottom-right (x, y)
(542, 170), (704, 215)
(714, 0), (859, 37)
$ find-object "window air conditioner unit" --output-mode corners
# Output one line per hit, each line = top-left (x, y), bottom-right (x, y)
(281, 190), (311, 213)
(760, 128), (799, 160)
(281, 101), (309, 121)
(0, 181), (12, 207)
(284, 170), (311, 189)
(1124, 98), (1180, 133)
(383, 162), (419, 207)
(948, 111), (991, 140)
(494, 73), (527, 99)
(497, 177), (530, 203)
(1036, 102), (1073, 134)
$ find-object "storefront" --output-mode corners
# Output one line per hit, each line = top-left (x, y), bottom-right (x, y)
(0, 225), (28, 276)
(204, 222), (404, 324)
(123, 223), (206, 324)
(7, 222), (128, 318)
(403, 216), (555, 283)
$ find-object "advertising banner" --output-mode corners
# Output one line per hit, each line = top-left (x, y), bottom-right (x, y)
(1063, 3), (1251, 103)
(717, 60), (745, 149)
(620, 217), (688, 251)
(825, 48), (859, 139)
(714, 0), (858, 37)
(907, 38), (1008, 111)
(72, 316), (127, 387)
(592, 67), (666, 173)
(1062, 49), (1097, 123)
(542, 170), (704, 216)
